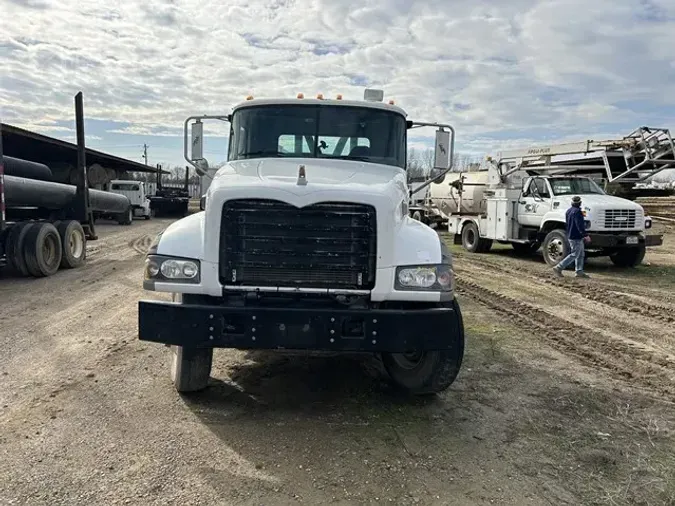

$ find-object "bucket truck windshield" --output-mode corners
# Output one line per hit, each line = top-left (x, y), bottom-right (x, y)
(549, 177), (606, 196)
(228, 104), (407, 169)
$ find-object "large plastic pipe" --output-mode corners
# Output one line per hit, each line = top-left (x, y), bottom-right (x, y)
(2, 156), (53, 181)
(4, 175), (130, 213)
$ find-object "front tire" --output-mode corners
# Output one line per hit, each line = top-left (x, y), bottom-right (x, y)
(118, 207), (133, 225)
(382, 299), (464, 395)
(542, 229), (569, 266)
(169, 294), (213, 393)
(610, 245), (645, 267)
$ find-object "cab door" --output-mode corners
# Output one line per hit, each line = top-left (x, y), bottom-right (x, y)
(517, 178), (553, 227)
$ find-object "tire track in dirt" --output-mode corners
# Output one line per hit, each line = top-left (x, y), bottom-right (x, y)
(453, 251), (675, 323)
(455, 274), (675, 401)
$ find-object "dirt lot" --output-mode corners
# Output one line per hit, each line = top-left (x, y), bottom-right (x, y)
(1, 219), (674, 506)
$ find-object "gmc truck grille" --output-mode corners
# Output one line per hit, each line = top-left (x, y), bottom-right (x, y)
(220, 199), (377, 290)
(603, 209), (637, 229)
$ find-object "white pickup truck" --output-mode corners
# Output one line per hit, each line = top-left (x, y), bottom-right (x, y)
(137, 89), (465, 396)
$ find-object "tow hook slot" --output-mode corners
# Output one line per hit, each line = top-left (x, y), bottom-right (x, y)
(341, 317), (365, 339)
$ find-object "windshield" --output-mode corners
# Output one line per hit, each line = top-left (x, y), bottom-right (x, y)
(228, 104), (407, 169)
(549, 178), (606, 196)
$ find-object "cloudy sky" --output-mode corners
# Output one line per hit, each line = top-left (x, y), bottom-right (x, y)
(1, 0), (674, 169)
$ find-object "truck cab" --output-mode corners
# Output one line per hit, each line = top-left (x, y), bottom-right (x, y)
(137, 90), (465, 396)
(108, 180), (152, 220)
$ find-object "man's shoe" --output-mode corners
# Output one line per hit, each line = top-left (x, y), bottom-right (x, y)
(552, 267), (563, 277)
(575, 272), (590, 278)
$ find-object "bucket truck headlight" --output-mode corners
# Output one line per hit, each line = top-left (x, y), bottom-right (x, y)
(395, 265), (454, 292)
(145, 255), (200, 283)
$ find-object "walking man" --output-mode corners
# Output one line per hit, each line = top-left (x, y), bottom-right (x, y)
(552, 196), (590, 278)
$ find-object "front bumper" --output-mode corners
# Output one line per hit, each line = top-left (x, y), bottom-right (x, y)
(587, 232), (664, 248)
(138, 300), (463, 352)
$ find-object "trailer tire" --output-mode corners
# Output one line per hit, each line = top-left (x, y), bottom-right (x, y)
(382, 299), (464, 395)
(610, 246), (646, 267)
(23, 222), (63, 278)
(6, 222), (34, 276)
(57, 220), (86, 269)
(461, 222), (492, 253)
(542, 229), (569, 266)
(117, 206), (133, 225)
(169, 294), (213, 393)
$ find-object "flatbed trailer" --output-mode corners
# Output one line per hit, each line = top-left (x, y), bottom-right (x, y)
(0, 93), (131, 278)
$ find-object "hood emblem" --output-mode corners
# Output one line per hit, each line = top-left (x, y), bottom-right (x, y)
(297, 164), (307, 186)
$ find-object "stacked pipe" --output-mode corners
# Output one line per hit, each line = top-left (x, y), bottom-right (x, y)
(2, 155), (129, 213)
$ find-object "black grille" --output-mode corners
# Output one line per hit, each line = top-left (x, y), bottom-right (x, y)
(603, 209), (637, 229)
(220, 199), (377, 289)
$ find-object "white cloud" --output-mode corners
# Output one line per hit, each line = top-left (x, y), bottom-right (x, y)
(1, 0), (674, 166)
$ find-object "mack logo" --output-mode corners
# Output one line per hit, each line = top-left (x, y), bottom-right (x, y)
(297, 164), (307, 186)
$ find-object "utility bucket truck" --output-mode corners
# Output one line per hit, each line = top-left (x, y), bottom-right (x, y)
(137, 89), (465, 395)
(436, 127), (670, 267)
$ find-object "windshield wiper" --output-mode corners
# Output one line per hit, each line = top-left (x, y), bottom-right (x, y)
(326, 155), (376, 163)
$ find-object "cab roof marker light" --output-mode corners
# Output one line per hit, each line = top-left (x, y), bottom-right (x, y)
(246, 95), (254, 100)
(297, 93), (304, 99)
(336, 94), (343, 100)
(317, 93), (324, 100)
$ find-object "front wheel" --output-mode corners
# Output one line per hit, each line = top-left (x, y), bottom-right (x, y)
(169, 293), (213, 393)
(610, 245), (645, 267)
(542, 229), (569, 266)
(382, 299), (464, 395)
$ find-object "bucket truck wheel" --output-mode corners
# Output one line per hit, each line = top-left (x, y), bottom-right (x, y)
(382, 299), (464, 395)
(461, 222), (492, 253)
(6, 222), (34, 276)
(23, 222), (63, 278)
(542, 229), (569, 266)
(57, 220), (87, 269)
(610, 246), (646, 267)
(411, 210), (426, 224)
(169, 294), (213, 393)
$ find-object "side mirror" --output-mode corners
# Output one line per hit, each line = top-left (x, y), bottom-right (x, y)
(191, 120), (204, 161)
(429, 167), (446, 185)
(434, 129), (452, 170)
(199, 195), (206, 211)
(194, 158), (209, 177)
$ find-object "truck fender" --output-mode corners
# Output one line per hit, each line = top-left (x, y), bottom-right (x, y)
(391, 219), (445, 266)
(539, 216), (566, 235)
(151, 212), (205, 260)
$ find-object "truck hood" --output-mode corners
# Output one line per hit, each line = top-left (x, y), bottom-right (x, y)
(553, 194), (643, 212)
(209, 158), (408, 198)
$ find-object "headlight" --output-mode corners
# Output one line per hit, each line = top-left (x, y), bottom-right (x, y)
(145, 255), (200, 283)
(395, 264), (454, 292)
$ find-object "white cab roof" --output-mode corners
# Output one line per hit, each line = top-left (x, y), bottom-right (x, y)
(231, 97), (408, 118)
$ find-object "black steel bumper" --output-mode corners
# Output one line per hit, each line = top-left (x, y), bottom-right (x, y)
(587, 232), (663, 248)
(138, 300), (463, 352)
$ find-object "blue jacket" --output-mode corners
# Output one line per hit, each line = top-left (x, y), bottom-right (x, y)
(565, 206), (587, 240)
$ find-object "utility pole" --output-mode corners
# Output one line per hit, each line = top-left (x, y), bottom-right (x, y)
(142, 144), (149, 165)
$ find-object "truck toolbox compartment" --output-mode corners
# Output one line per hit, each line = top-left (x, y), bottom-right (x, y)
(138, 300), (462, 353)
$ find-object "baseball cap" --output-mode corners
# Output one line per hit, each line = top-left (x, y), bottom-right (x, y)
(572, 196), (582, 204)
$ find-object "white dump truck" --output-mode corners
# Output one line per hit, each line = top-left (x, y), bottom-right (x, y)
(432, 127), (671, 267)
(137, 89), (465, 395)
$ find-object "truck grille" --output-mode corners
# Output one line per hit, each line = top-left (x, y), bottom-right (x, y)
(602, 209), (638, 229)
(220, 199), (377, 290)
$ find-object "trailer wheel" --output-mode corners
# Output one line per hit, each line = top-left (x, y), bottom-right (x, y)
(57, 220), (86, 269)
(169, 294), (213, 393)
(23, 222), (63, 278)
(542, 229), (569, 266)
(6, 222), (34, 276)
(461, 222), (492, 253)
(382, 299), (464, 395)
(118, 206), (133, 225)
(610, 246), (646, 267)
